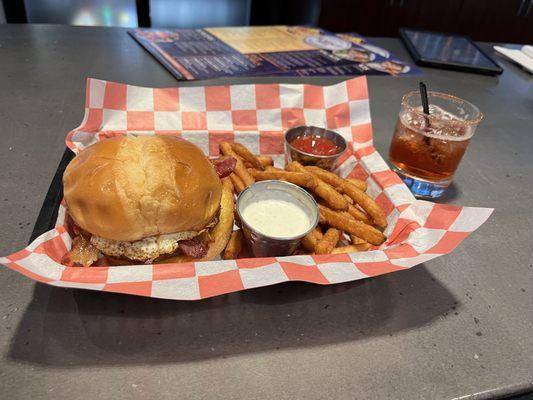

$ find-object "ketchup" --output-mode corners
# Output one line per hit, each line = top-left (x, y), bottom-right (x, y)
(290, 136), (339, 156)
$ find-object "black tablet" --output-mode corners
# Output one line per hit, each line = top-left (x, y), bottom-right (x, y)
(400, 28), (503, 75)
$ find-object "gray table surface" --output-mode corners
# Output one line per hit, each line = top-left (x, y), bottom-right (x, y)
(0, 24), (532, 400)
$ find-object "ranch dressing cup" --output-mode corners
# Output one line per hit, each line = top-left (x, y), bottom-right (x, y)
(236, 180), (319, 257)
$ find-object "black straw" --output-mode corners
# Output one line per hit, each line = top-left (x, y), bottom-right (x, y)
(419, 82), (430, 115)
(419, 82), (432, 145)
(419, 81), (431, 134)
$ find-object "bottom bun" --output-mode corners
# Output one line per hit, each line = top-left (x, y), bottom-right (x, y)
(106, 256), (141, 266)
(106, 185), (234, 266)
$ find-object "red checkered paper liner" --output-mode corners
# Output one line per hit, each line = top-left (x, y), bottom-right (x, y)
(1, 77), (493, 300)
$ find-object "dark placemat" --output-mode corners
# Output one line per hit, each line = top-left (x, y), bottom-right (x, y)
(29, 148), (74, 244)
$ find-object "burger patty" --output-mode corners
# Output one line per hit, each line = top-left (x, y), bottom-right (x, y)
(89, 217), (217, 263)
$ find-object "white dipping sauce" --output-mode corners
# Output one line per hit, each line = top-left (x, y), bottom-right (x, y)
(241, 199), (311, 238)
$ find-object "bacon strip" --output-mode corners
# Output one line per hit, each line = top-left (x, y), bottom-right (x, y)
(211, 156), (237, 178)
(178, 236), (208, 259)
(61, 235), (100, 267)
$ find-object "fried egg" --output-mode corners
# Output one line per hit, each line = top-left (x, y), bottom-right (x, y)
(90, 218), (217, 263)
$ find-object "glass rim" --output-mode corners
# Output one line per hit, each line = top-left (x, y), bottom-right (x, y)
(401, 90), (483, 126)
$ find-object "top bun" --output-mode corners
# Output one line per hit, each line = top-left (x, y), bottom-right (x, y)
(63, 136), (222, 242)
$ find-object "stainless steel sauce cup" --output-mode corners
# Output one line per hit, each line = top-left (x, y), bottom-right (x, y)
(236, 180), (319, 257)
(285, 125), (347, 170)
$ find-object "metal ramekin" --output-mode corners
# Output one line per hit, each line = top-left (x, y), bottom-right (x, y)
(236, 180), (319, 257)
(285, 125), (347, 171)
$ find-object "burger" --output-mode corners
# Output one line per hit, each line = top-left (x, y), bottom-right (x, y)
(61, 135), (236, 267)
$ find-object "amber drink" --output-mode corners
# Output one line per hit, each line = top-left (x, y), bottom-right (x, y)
(389, 91), (482, 198)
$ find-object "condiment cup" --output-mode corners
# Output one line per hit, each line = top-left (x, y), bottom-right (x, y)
(285, 125), (347, 170)
(236, 180), (319, 257)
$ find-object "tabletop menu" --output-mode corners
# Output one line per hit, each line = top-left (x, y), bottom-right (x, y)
(129, 26), (418, 80)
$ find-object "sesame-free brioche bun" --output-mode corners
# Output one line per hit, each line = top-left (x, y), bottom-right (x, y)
(63, 136), (222, 242)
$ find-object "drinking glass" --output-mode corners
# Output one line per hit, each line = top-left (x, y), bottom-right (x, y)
(389, 91), (482, 198)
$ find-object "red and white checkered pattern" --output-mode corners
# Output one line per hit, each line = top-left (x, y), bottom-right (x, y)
(1, 77), (493, 300)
